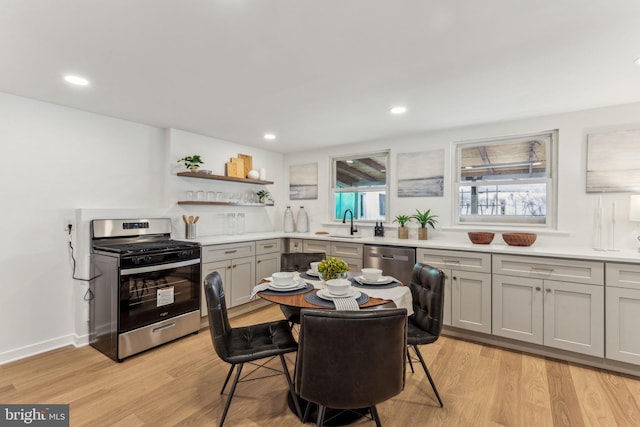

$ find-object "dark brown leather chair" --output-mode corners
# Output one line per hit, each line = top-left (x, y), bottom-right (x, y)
(295, 308), (407, 426)
(204, 272), (301, 426)
(407, 263), (446, 407)
(279, 252), (326, 327)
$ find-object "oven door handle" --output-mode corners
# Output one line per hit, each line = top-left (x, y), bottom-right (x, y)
(120, 258), (201, 276)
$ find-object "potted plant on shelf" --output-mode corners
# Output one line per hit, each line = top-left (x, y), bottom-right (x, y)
(256, 190), (273, 204)
(317, 256), (350, 280)
(412, 208), (439, 240)
(393, 214), (411, 239)
(177, 155), (204, 172)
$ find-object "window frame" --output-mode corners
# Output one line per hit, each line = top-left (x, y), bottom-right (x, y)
(453, 130), (558, 229)
(331, 150), (390, 223)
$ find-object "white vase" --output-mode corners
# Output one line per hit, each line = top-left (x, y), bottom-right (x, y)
(296, 206), (309, 233)
(283, 206), (295, 233)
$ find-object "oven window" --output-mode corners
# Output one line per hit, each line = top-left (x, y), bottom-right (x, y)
(119, 263), (200, 332)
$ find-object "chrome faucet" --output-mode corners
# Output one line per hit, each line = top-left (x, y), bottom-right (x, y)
(342, 209), (358, 235)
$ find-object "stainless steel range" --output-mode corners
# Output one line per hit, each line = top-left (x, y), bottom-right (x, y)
(90, 218), (201, 362)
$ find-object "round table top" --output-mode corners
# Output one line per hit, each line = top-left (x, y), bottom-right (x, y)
(257, 280), (392, 309)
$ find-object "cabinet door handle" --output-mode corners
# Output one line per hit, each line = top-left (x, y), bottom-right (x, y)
(530, 267), (554, 274)
(257, 260), (261, 264)
(225, 250), (238, 254)
(545, 288), (551, 293)
(226, 266), (232, 269)
(232, 264), (237, 268)
(535, 287), (541, 291)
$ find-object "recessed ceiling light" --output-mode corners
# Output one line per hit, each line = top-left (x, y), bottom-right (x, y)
(390, 106), (407, 115)
(634, 57), (640, 66)
(264, 133), (276, 140)
(64, 75), (89, 86)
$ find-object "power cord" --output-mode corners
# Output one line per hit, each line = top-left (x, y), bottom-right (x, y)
(67, 224), (100, 300)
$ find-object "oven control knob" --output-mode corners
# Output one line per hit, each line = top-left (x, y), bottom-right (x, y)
(144, 255), (152, 263)
(180, 250), (192, 258)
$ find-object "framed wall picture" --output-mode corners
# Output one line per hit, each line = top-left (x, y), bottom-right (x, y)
(587, 129), (640, 193)
(290, 163), (318, 200)
(397, 149), (445, 197)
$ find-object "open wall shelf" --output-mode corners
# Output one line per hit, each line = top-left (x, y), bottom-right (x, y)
(177, 172), (274, 185)
(177, 201), (275, 207)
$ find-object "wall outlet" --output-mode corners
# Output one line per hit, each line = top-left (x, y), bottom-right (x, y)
(64, 217), (74, 232)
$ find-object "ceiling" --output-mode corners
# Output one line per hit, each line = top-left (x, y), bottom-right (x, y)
(2, 1), (640, 153)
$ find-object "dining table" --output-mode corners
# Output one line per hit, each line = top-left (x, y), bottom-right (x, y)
(254, 271), (414, 315)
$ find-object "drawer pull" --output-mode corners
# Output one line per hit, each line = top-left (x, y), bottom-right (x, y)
(443, 259), (461, 264)
(263, 244), (274, 249)
(225, 250), (238, 254)
(530, 267), (554, 274)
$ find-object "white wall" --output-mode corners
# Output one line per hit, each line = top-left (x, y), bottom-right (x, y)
(0, 93), (284, 364)
(283, 102), (640, 250)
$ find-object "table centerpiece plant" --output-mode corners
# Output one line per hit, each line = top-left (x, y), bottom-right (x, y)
(317, 256), (350, 281)
(393, 214), (412, 239)
(412, 208), (438, 240)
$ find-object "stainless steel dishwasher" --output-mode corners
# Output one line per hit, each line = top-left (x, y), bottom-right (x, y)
(363, 245), (416, 286)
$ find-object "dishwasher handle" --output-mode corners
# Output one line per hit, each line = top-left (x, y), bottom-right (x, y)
(373, 253), (410, 262)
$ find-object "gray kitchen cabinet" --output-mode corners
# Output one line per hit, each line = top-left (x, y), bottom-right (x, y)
(330, 242), (363, 271)
(255, 239), (282, 281)
(605, 263), (640, 365)
(302, 239), (331, 254)
(493, 255), (604, 357)
(287, 238), (303, 253)
(201, 241), (256, 314)
(416, 248), (491, 332)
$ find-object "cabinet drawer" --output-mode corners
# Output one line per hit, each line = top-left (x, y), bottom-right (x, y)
(493, 255), (604, 286)
(331, 242), (363, 259)
(303, 240), (331, 255)
(416, 248), (491, 274)
(288, 238), (303, 253)
(606, 263), (640, 290)
(256, 239), (281, 255)
(202, 242), (255, 263)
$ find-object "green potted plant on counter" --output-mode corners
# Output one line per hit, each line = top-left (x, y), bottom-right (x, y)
(317, 256), (350, 280)
(393, 214), (411, 239)
(177, 155), (204, 172)
(412, 208), (439, 240)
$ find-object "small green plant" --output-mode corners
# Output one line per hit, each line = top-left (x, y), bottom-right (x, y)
(256, 190), (273, 204)
(393, 214), (412, 227)
(177, 155), (203, 170)
(412, 208), (438, 229)
(317, 256), (350, 280)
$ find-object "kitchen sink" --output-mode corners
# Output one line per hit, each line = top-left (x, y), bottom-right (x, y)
(328, 234), (362, 239)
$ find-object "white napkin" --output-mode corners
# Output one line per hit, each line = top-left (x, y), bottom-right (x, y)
(362, 286), (413, 316)
(332, 297), (360, 311)
(250, 281), (272, 300)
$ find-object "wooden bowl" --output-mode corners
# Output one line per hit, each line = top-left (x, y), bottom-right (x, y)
(467, 232), (495, 244)
(502, 232), (537, 246)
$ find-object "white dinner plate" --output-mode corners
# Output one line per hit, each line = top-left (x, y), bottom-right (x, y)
(317, 288), (361, 300)
(354, 275), (395, 285)
(305, 269), (320, 277)
(269, 279), (303, 289)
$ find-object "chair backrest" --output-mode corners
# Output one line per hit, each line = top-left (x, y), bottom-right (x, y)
(281, 252), (326, 272)
(409, 263), (445, 337)
(295, 308), (407, 409)
(203, 272), (233, 362)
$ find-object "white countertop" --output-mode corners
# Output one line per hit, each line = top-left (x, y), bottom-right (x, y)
(183, 231), (640, 263)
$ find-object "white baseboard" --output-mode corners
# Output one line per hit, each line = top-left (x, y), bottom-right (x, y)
(0, 334), (77, 366)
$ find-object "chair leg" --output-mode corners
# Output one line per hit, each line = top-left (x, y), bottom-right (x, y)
(407, 348), (415, 373)
(302, 401), (312, 423)
(220, 364), (235, 394)
(412, 344), (443, 407)
(316, 405), (326, 427)
(279, 354), (302, 419)
(370, 405), (382, 427)
(219, 363), (244, 427)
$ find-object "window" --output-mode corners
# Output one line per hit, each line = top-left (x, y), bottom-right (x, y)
(332, 151), (389, 221)
(454, 130), (557, 227)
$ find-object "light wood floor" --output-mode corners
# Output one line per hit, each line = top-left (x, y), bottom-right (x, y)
(2, 305), (640, 427)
